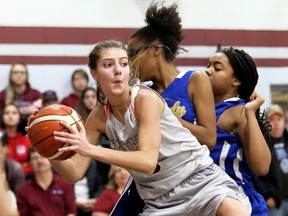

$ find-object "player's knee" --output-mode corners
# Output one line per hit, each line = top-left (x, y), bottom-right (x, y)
(216, 197), (249, 216)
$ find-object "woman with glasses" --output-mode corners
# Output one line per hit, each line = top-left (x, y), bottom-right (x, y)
(0, 61), (42, 124)
(111, 1), (218, 215)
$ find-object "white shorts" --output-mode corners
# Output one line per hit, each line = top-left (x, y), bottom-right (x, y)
(140, 163), (244, 216)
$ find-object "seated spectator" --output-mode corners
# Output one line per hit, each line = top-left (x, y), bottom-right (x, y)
(0, 61), (42, 123)
(0, 157), (19, 216)
(17, 147), (77, 216)
(0, 131), (25, 193)
(61, 69), (89, 109)
(76, 87), (97, 123)
(75, 160), (110, 216)
(75, 87), (110, 216)
(1, 103), (32, 175)
(42, 90), (59, 107)
(92, 166), (130, 216)
(254, 104), (288, 216)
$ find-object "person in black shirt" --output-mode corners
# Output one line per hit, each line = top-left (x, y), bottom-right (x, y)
(254, 104), (288, 215)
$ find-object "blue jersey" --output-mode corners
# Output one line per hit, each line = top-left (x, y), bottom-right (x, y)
(210, 97), (268, 216)
(210, 97), (255, 186)
(160, 70), (196, 123)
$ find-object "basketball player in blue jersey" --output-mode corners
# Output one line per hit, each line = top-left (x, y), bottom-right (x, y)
(205, 47), (272, 215)
(110, 2), (219, 215)
(123, 2), (271, 216)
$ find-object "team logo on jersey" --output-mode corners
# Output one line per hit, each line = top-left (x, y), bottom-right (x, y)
(170, 101), (186, 118)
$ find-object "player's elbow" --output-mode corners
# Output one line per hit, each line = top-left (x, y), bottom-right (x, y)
(205, 138), (217, 150)
(203, 133), (217, 150)
(253, 166), (269, 176)
(141, 160), (159, 174)
(250, 160), (271, 176)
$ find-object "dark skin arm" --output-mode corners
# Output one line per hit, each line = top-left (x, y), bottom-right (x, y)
(178, 71), (217, 149)
(217, 91), (271, 176)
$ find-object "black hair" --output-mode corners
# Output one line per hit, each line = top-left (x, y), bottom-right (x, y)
(221, 47), (258, 102)
(130, 0), (186, 61)
(221, 47), (271, 139)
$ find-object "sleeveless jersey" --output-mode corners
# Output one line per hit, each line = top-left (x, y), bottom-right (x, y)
(210, 98), (256, 186)
(105, 84), (213, 200)
(160, 70), (196, 123)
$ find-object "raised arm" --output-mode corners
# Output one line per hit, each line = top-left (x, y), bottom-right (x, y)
(236, 91), (271, 176)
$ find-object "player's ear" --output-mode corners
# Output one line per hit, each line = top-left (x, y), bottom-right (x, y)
(90, 69), (97, 81)
(153, 45), (162, 57)
(232, 78), (241, 87)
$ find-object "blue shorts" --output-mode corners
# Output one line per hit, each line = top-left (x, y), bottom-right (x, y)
(242, 183), (268, 216)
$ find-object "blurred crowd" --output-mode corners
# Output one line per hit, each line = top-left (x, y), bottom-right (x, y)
(0, 61), (130, 216)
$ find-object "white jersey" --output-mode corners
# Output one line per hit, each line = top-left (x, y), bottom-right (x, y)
(105, 84), (213, 200)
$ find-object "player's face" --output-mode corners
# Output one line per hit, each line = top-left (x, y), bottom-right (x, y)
(127, 38), (155, 81)
(206, 52), (240, 98)
(92, 47), (130, 99)
(2, 104), (21, 127)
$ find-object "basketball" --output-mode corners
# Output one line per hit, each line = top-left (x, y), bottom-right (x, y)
(27, 104), (84, 160)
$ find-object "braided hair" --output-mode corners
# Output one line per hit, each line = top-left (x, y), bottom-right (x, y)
(221, 47), (271, 139)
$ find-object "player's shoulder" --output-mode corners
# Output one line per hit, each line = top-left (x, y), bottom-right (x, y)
(190, 70), (209, 82)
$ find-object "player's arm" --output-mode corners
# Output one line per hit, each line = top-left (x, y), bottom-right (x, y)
(179, 71), (217, 149)
(50, 104), (105, 183)
(87, 89), (162, 174)
(235, 92), (271, 176)
(55, 89), (163, 175)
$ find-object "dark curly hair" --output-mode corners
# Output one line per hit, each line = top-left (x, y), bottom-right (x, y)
(130, 0), (186, 62)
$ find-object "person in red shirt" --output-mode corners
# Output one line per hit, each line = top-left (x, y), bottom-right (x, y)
(92, 166), (130, 216)
(61, 69), (89, 109)
(0, 61), (42, 122)
(1, 103), (32, 175)
(17, 147), (77, 216)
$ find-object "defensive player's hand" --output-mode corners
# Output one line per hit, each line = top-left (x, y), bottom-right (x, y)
(245, 90), (264, 113)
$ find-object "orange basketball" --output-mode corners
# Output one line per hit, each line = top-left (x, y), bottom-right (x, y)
(27, 104), (84, 160)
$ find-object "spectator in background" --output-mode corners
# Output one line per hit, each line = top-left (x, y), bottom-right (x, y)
(0, 151), (19, 216)
(0, 61), (42, 123)
(284, 108), (288, 131)
(17, 147), (77, 216)
(42, 90), (59, 107)
(61, 69), (89, 109)
(254, 104), (288, 216)
(0, 131), (25, 194)
(77, 87), (97, 122)
(0, 103), (32, 176)
(92, 166), (130, 216)
(75, 87), (110, 216)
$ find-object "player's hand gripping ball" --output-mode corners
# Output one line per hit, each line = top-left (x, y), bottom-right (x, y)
(27, 104), (84, 160)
